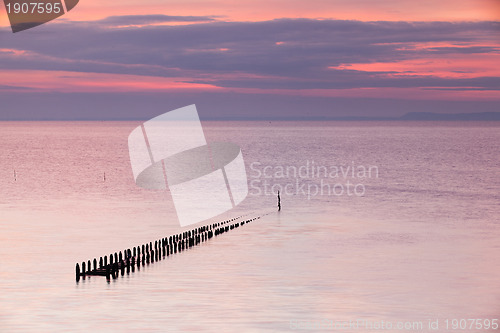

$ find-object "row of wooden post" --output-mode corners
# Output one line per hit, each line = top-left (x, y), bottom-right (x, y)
(76, 215), (260, 282)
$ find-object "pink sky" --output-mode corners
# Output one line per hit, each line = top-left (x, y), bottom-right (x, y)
(0, 0), (498, 118)
(2, 0), (497, 24)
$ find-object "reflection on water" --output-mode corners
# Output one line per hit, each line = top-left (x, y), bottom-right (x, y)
(0, 121), (499, 332)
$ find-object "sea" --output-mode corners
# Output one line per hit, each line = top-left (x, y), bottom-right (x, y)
(0, 121), (499, 332)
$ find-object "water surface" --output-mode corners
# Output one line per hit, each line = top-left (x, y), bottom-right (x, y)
(0, 121), (499, 332)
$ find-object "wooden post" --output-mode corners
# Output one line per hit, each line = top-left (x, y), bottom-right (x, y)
(76, 263), (80, 281)
(278, 190), (281, 211)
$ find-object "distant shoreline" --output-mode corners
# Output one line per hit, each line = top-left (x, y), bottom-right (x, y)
(0, 112), (499, 121)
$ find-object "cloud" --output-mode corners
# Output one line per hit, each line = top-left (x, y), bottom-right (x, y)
(185, 75), (500, 90)
(0, 18), (498, 91)
(424, 46), (500, 54)
(96, 15), (218, 26)
(0, 84), (33, 91)
(2, 90), (500, 120)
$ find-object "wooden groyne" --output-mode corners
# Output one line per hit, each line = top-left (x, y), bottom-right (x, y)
(75, 215), (261, 282)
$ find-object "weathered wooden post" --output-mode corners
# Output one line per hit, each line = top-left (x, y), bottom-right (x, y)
(113, 262), (118, 279)
(81, 261), (86, 277)
(93, 258), (97, 271)
(278, 190), (281, 211)
(76, 263), (80, 281)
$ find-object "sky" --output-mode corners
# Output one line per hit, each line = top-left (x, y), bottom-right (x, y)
(0, 0), (499, 120)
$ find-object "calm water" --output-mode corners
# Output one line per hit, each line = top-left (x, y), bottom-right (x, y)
(0, 121), (499, 332)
